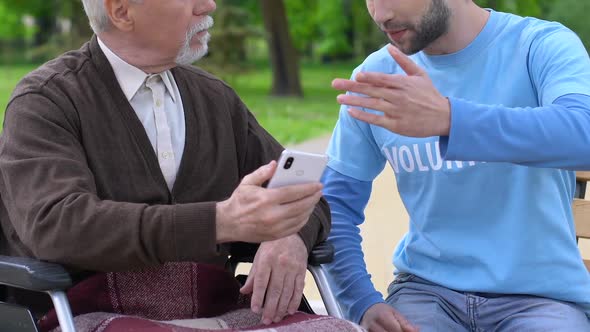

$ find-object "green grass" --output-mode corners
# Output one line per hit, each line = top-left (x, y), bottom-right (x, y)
(224, 62), (353, 144)
(0, 61), (355, 145)
(0, 64), (38, 117)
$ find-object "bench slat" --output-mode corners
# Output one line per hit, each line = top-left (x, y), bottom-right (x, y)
(574, 198), (590, 239)
(577, 171), (590, 183)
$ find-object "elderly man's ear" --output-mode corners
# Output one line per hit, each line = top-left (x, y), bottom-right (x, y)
(104, 0), (135, 32)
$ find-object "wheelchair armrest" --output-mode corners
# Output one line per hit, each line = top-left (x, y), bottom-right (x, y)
(230, 241), (334, 266)
(307, 241), (334, 266)
(0, 255), (72, 292)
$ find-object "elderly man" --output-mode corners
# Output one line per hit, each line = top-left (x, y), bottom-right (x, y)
(323, 0), (590, 331)
(0, 1), (359, 331)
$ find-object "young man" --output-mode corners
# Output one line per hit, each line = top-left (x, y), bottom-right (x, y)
(323, 0), (590, 331)
(0, 1), (360, 331)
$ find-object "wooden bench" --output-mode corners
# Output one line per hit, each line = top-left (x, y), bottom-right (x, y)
(574, 171), (590, 270)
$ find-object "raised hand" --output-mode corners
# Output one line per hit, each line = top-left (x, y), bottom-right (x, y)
(332, 44), (451, 138)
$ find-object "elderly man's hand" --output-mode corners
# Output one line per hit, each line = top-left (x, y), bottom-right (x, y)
(216, 161), (322, 244)
(332, 44), (451, 138)
(361, 303), (419, 332)
(239, 234), (308, 325)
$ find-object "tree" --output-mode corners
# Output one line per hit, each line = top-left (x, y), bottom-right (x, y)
(316, 1), (352, 62)
(0, 0), (92, 62)
(260, 0), (303, 97)
(0, 0), (59, 47)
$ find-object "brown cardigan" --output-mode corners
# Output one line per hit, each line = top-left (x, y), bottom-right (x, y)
(0, 36), (330, 277)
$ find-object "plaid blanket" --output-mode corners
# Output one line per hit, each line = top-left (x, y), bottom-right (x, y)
(49, 310), (363, 331)
(39, 263), (362, 332)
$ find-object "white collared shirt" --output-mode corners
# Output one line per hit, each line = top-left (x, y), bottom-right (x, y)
(98, 38), (185, 191)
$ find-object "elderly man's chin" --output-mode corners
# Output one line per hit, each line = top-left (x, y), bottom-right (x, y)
(175, 35), (210, 65)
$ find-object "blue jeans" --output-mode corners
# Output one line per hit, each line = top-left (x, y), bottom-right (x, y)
(385, 274), (590, 332)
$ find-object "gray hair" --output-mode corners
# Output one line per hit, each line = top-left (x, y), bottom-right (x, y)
(80, 0), (110, 33)
(80, 0), (142, 33)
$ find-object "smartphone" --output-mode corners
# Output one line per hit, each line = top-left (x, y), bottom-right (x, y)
(267, 149), (329, 189)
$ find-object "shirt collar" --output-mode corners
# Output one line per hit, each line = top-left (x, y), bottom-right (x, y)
(97, 37), (176, 103)
(159, 71), (177, 103)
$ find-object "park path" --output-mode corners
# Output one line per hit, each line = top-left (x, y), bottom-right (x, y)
(288, 135), (410, 313)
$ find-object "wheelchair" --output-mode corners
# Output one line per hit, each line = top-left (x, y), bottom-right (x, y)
(0, 241), (343, 332)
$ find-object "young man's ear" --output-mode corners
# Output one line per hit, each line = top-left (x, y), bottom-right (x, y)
(104, 0), (135, 32)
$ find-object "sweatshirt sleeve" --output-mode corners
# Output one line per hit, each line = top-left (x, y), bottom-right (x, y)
(321, 167), (384, 323)
(440, 94), (590, 169)
(0, 92), (223, 272)
(440, 28), (590, 169)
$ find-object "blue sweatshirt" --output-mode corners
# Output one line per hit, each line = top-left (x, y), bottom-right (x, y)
(322, 10), (590, 323)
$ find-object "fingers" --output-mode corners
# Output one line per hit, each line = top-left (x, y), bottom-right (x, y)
(269, 182), (323, 205)
(261, 269), (284, 325)
(393, 311), (419, 332)
(362, 303), (412, 332)
(355, 72), (408, 90)
(241, 161), (277, 186)
(348, 107), (390, 128)
(271, 203), (320, 240)
(387, 44), (425, 77)
(274, 271), (295, 322)
(287, 274), (305, 315)
(246, 237), (308, 326)
(261, 258), (306, 324)
(258, 192), (320, 240)
(336, 94), (391, 113)
(228, 166), (322, 243)
(273, 190), (322, 221)
(332, 77), (405, 95)
(250, 263), (271, 315)
(332, 78), (378, 92)
(377, 314), (403, 332)
(239, 264), (255, 295)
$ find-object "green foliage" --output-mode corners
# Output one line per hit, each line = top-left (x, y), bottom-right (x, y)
(0, 0), (91, 63)
(546, 0), (590, 49)
(350, 0), (386, 59)
(284, 0), (318, 55)
(0, 0), (59, 40)
(0, 2), (32, 39)
(284, 0), (382, 62)
(210, 61), (352, 143)
(315, 1), (352, 60)
(1, 61), (353, 144)
(209, 4), (263, 66)
(475, 0), (555, 17)
(475, 0), (589, 48)
(0, 0), (54, 16)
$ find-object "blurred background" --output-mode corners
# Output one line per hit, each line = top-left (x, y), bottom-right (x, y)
(1, 0), (589, 144)
(1, 0), (590, 313)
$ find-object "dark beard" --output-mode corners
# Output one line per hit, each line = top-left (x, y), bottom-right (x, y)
(388, 0), (452, 55)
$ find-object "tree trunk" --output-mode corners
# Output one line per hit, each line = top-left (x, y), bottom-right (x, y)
(33, 14), (57, 48)
(260, 0), (303, 97)
(69, 0), (93, 39)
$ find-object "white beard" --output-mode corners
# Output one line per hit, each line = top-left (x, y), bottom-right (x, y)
(175, 16), (214, 65)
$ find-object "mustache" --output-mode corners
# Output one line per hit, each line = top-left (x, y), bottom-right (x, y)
(381, 19), (412, 32)
(187, 16), (214, 38)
